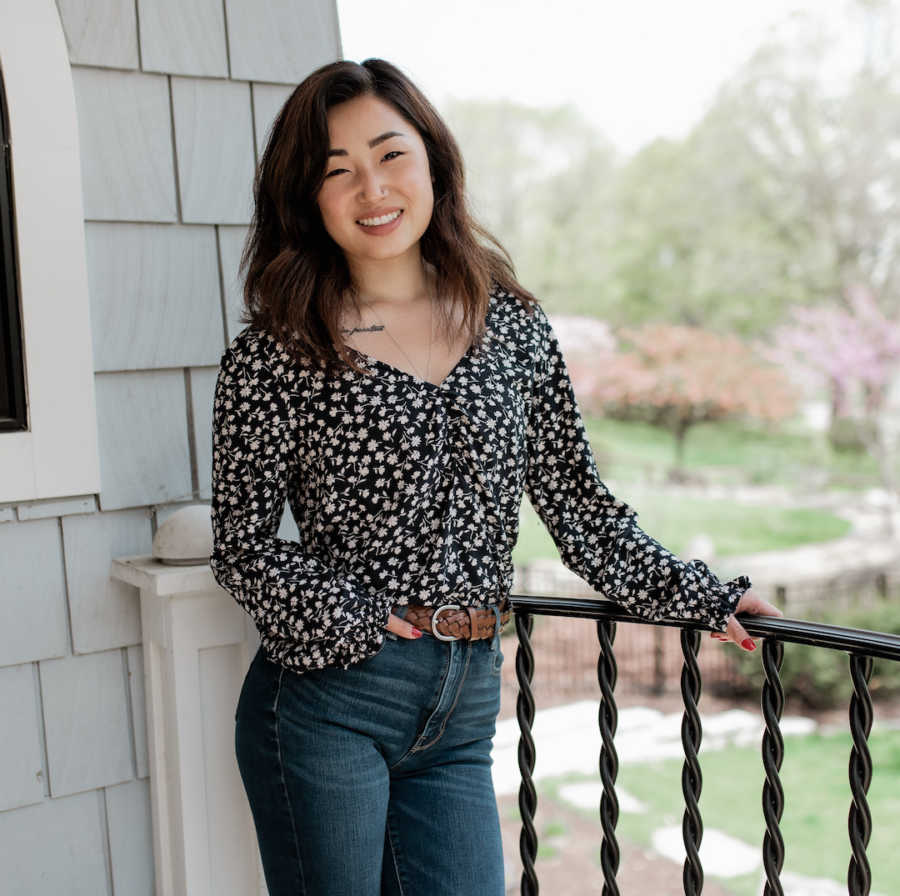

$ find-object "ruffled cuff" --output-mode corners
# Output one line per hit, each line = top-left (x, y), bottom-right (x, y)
(595, 517), (751, 631)
(677, 559), (751, 633)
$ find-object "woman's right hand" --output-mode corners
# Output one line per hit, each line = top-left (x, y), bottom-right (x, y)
(386, 613), (423, 639)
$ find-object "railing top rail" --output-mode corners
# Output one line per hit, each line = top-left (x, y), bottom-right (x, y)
(508, 594), (900, 662)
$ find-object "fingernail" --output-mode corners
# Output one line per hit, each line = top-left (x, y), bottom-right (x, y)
(411, 628), (423, 639)
(741, 638), (756, 651)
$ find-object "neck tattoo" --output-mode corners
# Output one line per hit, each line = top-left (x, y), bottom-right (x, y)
(341, 324), (385, 336)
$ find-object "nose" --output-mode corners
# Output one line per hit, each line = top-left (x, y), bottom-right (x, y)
(357, 166), (386, 202)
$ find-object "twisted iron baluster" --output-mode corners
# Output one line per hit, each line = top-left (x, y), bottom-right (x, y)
(597, 620), (620, 896)
(847, 654), (874, 896)
(761, 639), (785, 896)
(515, 611), (538, 896)
(680, 628), (704, 896)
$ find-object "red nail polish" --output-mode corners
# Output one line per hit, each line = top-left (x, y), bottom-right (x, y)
(411, 628), (422, 638)
(742, 638), (756, 651)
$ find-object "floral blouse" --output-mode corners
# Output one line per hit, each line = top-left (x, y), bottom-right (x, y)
(210, 286), (750, 672)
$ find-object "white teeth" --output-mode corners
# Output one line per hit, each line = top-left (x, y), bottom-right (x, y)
(357, 210), (402, 227)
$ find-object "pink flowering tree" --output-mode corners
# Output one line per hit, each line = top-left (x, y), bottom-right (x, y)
(548, 314), (617, 401)
(587, 324), (795, 473)
(772, 285), (900, 499)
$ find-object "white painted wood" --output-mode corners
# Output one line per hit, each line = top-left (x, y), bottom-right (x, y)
(191, 640), (257, 896)
(72, 67), (177, 222)
(137, 0), (228, 77)
(171, 78), (255, 225)
(0, 790), (110, 895)
(56, 0), (139, 68)
(111, 552), (267, 896)
(127, 644), (150, 778)
(15, 494), (96, 520)
(0, 519), (68, 668)
(94, 370), (193, 511)
(0, 506), (16, 522)
(251, 82), (293, 158)
(225, 0), (340, 84)
(190, 368), (218, 501)
(111, 555), (219, 597)
(217, 225), (249, 342)
(40, 650), (134, 797)
(86, 223), (224, 371)
(0, 0), (101, 503)
(62, 509), (152, 653)
(106, 778), (155, 896)
(0, 664), (45, 811)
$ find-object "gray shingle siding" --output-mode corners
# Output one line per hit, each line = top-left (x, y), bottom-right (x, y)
(2, 2), (341, 892)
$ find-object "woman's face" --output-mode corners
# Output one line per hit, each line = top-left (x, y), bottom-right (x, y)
(316, 94), (434, 272)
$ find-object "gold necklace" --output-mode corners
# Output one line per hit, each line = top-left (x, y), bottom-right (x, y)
(359, 293), (435, 384)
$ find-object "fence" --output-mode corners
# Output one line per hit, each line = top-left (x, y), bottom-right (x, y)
(499, 562), (900, 716)
(506, 594), (900, 896)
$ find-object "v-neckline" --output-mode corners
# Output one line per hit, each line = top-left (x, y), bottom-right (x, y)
(344, 292), (496, 391)
(347, 338), (477, 390)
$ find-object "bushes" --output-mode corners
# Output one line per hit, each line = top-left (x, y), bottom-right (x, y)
(729, 601), (900, 709)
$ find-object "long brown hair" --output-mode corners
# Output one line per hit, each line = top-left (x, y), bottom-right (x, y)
(241, 58), (537, 371)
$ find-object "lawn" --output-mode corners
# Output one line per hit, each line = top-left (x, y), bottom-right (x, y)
(544, 730), (900, 895)
(511, 415), (858, 564)
(513, 493), (851, 564)
(583, 416), (882, 490)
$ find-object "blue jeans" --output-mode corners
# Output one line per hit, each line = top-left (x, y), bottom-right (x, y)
(234, 626), (506, 896)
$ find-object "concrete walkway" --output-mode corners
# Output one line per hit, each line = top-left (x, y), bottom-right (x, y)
(491, 702), (815, 795)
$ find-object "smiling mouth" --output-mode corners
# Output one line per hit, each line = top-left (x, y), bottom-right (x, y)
(356, 209), (403, 227)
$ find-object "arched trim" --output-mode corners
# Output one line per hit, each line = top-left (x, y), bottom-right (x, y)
(0, 0), (100, 502)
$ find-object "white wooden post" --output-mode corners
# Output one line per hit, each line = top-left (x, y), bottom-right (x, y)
(111, 507), (266, 896)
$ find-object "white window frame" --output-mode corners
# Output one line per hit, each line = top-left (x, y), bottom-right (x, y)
(0, 0), (100, 502)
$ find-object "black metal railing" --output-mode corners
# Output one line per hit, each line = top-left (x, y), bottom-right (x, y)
(508, 595), (900, 896)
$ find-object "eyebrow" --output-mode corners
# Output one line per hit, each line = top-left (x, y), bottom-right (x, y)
(327, 131), (405, 157)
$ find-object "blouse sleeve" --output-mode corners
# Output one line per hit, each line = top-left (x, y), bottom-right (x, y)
(522, 307), (749, 631)
(209, 340), (387, 670)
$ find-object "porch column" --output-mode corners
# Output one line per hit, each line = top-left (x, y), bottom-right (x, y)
(111, 506), (265, 896)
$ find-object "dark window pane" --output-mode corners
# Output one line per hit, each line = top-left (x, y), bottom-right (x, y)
(0, 64), (26, 432)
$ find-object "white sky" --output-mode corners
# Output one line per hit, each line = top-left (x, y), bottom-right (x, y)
(337, 0), (868, 154)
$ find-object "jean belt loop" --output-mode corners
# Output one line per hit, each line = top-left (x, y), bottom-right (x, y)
(490, 604), (501, 652)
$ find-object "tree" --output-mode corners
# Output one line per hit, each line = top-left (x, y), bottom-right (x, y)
(771, 285), (900, 505)
(442, 98), (621, 316)
(587, 324), (795, 472)
(692, 7), (900, 316)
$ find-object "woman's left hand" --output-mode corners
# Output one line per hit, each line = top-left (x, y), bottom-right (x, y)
(710, 590), (783, 652)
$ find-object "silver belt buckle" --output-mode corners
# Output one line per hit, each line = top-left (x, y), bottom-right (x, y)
(431, 603), (462, 641)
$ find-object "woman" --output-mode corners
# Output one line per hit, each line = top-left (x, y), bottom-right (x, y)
(210, 58), (780, 896)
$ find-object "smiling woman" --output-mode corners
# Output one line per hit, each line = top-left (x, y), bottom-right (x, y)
(317, 101), (434, 260)
(240, 58), (534, 379)
(211, 57), (778, 896)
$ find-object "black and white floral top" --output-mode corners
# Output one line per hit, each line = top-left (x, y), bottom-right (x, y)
(210, 286), (750, 672)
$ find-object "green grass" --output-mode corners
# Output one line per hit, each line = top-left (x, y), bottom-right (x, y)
(511, 415), (860, 564)
(545, 730), (900, 895)
(513, 493), (851, 565)
(584, 416), (882, 489)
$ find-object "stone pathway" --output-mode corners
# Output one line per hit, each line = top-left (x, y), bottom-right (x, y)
(491, 701), (815, 796)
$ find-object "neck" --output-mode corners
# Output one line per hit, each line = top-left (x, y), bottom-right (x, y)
(347, 248), (431, 309)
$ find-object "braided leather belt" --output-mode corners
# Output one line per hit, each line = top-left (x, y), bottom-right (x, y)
(402, 600), (510, 642)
